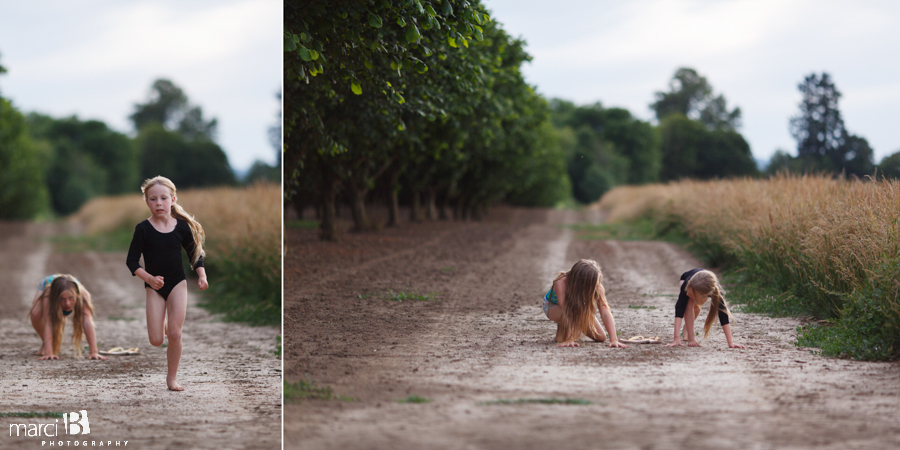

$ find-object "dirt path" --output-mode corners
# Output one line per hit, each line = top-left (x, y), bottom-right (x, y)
(284, 207), (900, 449)
(0, 222), (281, 449)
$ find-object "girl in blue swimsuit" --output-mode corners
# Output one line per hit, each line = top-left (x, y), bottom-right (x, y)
(543, 259), (628, 348)
(126, 176), (208, 391)
(29, 274), (107, 360)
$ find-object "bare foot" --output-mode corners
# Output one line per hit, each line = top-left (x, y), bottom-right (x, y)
(167, 378), (184, 391)
(687, 340), (701, 347)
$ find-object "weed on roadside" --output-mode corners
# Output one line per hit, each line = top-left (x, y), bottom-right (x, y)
(284, 379), (356, 403)
(398, 395), (431, 403)
(272, 335), (282, 357)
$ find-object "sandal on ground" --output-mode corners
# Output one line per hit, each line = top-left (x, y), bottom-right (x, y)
(99, 347), (140, 355)
(620, 336), (662, 344)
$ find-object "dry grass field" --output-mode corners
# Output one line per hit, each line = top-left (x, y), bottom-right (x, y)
(598, 174), (900, 359)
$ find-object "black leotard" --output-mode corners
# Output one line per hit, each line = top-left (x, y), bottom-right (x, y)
(674, 268), (730, 326)
(126, 219), (204, 301)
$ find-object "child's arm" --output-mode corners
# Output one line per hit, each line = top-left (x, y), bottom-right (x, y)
(597, 287), (628, 348)
(81, 291), (107, 360)
(598, 303), (628, 348)
(665, 317), (685, 347)
(37, 293), (58, 360)
(722, 324), (745, 348)
(196, 266), (208, 291)
(133, 267), (165, 291)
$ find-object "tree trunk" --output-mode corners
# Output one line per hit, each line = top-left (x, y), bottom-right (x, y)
(425, 188), (437, 221)
(320, 178), (339, 241)
(410, 190), (423, 223)
(350, 186), (370, 232)
(387, 188), (401, 227)
(291, 192), (304, 220)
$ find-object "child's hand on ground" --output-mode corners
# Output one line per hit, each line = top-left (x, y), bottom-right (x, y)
(38, 354), (59, 360)
(608, 340), (629, 348)
(557, 341), (580, 348)
(728, 343), (746, 349)
(665, 340), (685, 347)
(89, 353), (109, 360)
(198, 276), (208, 291)
(687, 340), (701, 347)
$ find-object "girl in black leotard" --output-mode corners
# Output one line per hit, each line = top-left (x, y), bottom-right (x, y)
(126, 176), (208, 391)
(665, 269), (745, 348)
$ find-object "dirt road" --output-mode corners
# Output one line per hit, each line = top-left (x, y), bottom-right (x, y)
(285, 207), (900, 449)
(0, 222), (281, 449)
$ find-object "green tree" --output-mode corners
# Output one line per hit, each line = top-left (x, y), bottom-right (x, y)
(131, 79), (234, 187)
(789, 72), (874, 177)
(879, 150), (900, 180)
(659, 113), (757, 181)
(0, 99), (49, 219)
(652, 67), (741, 131)
(0, 54), (50, 219)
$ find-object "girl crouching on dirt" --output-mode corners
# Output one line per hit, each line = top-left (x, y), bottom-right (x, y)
(543, 259), (629, 348)
(126, 176), (208, 391)
(29, 274), (108, 360)
(665, 269), (745, 348)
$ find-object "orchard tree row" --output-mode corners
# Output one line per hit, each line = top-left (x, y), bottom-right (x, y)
(284, 0), (569, 240)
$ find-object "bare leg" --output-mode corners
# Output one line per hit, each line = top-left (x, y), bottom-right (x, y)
(585, 316), (607, 342)
(30, 306), (45, 355)
(146, 288), (167, 347)
(164, 281), (188, 391)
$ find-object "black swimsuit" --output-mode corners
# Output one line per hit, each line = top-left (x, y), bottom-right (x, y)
(126, 219), (204, 301)
(674, 268), (730, 326)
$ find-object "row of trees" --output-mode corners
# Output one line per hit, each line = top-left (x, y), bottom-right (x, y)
(0, 60), (279, 218)
(549, 67), (758, 204)
(285, 0), (569, 239)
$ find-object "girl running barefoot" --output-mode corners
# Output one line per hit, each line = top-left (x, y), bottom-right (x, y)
(29, 274), (108, 361)
(126, 176), (208, 391)
(543, 259), (628, 348)
(665, 269), (745, 348)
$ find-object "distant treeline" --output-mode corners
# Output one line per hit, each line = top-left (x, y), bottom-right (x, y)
(285, 2), (900, 241)
(0, 63), (280, 219)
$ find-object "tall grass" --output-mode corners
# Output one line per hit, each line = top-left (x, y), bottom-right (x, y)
(69, 182), (281, 326)
(598, 174), (900, 360)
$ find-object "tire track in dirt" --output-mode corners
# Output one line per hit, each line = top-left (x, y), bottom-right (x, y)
(0, 223), (280, 449)
(286, 207), (900, 449)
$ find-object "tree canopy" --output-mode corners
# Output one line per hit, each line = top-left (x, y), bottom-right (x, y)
(651, 67), (741, 131)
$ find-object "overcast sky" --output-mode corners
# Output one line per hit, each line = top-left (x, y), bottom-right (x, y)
(0, 0), (281, 173)
(484, 0), (900, 163)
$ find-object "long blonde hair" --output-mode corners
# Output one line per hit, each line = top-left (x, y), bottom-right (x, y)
(141, 176), (205, 266)
(686, 270), (733, 340)
(29, 275), (95, 357)
(555, 259), (609, 343)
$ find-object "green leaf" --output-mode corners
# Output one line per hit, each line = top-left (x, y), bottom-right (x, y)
(299, 46), (312, 61)
(364, 60), (373, 69)
(473, 27), (483, 41)
(391, 61), (399, 71)
(351, 82), (362, 95)
(299, 32), (310, 42)
(284, 34), (297, 52)
(392, 92), (406, 104)
(474, 11), (484, 25)
(442, 0), (453, 16)
(448, 37), (457, 48)
(421, 45), (433, 57)
(425, 4), (437, 16)
(397, 16), (407, 27)
(368, 13), (383, 28)
(415, 61), (428, 73)
(309, 49), (319, 60)
(415, 0), (425, 14)
(483, 13), (490, 23)
(406, 24), (421, 43)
